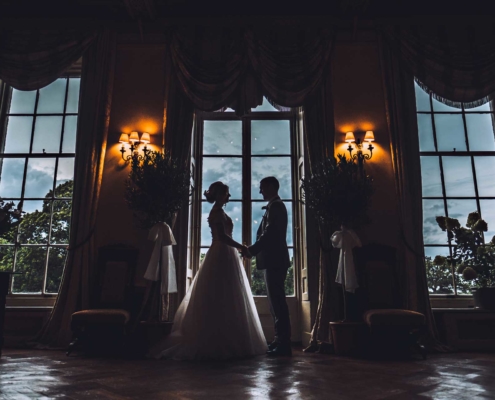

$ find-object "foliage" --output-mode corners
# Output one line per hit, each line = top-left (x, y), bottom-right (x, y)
(425, 256), (473, 294)
(435, 212), (495, 288)
(124, 151), (191, 229)
(0, 199), (23, 238)
(0, 180), (73, 293)
(300, 154), (374, 229)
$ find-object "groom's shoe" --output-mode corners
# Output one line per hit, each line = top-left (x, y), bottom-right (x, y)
(267, 341), (279, 351)
(266, 344), (292, 357)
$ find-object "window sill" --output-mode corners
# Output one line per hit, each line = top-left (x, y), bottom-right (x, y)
(430, 296), (474, 309)
(6, 295), (56, 308)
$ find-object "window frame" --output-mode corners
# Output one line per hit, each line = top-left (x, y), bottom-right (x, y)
(188, 105), (305, 298)
(0, 69), (80, 306)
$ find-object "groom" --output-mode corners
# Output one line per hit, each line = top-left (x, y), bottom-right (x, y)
(242, 176), (292, 357)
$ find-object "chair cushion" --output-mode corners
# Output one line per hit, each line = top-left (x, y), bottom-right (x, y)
(71, 309), (130, 325)
(363, 309), (425, 327)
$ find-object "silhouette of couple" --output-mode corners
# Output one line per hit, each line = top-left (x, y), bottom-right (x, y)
(149, 177), (292, 360)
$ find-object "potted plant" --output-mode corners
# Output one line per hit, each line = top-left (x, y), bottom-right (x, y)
(435, 212), (495, 310)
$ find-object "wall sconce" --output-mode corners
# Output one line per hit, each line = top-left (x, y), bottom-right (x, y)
(119, 131), (151, 161)
(345, 131), (375, 166)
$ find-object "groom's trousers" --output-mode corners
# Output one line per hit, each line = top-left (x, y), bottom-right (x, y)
(264, 267), (291, 344)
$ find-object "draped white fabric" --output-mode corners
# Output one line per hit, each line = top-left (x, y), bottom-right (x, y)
(331, 229), (362, 293)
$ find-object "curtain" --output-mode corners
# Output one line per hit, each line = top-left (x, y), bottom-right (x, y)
(0, 29), (96, 91)
(378, 38), (444, 349)
(34, 30), (117, 348)
(380, 24), (495, 108)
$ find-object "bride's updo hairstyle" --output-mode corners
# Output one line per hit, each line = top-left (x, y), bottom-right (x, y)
(204, 181), (228, 204)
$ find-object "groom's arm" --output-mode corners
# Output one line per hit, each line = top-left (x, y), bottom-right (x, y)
(248, 202), (286, 256)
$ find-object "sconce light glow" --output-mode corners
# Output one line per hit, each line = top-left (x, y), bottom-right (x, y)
(345, 132), (356, 143)
(119, 133), (129, 143)
(129, 131), (140, 143)
(364, 131), (375, 142)
(141, 132), (151, 144)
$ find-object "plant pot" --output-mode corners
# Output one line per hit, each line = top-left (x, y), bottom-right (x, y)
(472, 287), (495, 310)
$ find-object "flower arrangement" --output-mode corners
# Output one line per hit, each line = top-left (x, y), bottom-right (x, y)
(0, 199), (23, 238)
(124, 151), (191, 229)
(300, 154), (374, 229)
(435, 211), (495, 289)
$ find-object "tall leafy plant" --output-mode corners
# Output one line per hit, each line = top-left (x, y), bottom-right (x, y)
(124, 151), (191, 229)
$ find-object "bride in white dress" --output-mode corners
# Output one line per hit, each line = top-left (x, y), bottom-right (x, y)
(149, 181), (268, 360)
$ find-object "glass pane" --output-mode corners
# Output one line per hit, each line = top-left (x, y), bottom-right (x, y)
(199, 247), (209, 265)
(51, 200), (72, 244)
(0, 158), (25, 198)
(45, 247), (66, 293)
(435, 114), (466, 151)
(0, 246), (15, 271)
(251, 120), (290, 155)
(200, 201), (242, 246)
(66, 78), (81, 113)
(442, 157), (475, 197)
(417, 114), (435, 151)
(55, 158), (75, 193)
(251, 157), (292, 200)
(447, 199), (478, 226)
(424, 246), (454, 294)
(432, 97), (462, 112)
(251, 97), (280, 112)
(414, 82), (431, 112)
(466, 103), (491, 112)
(24, 158), (56, 198)
(62, 116), (77, 153)
(9, 89), (36, 114)
(37, 79), (66, 114)
(202, 157), (242, 199)
(12, 246), (46, 293)
(474, 157), (495, 197)
(203, 121), (242, 155)
(420, 156), (442, 196)
(286, 248), (294, 296)
(19, 201), (50, 244)
(465, 114), (495, 151)
(32, 116), (63, 153)
(4, 116), (33, 153)
(423, 199), (447, 244)
(480, 200), (495, 244)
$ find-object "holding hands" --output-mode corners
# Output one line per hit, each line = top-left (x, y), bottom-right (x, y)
(239, 245), (252, 259)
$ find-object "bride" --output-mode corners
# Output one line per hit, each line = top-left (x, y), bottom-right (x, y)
(149, 181), (268, 360)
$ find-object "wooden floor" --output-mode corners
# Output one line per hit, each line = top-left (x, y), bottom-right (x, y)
(1, 348), (495, 399)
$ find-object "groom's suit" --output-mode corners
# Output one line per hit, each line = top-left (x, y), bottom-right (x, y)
(248, 196), (291, 344)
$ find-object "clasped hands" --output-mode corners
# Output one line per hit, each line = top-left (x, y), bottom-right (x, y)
(239, 245), (252, 259)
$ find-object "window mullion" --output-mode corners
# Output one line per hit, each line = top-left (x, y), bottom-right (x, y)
(242, 116), (251, 279)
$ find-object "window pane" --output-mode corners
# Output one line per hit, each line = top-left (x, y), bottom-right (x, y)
(465, 114), (495, 151)
(467, 103), (491, 112)
(200, 201), (242, 246)
(37, 79), (66, 114)
(251, 157), (292, 200)
(202, 157), (242, 199)
(12, 246), (46, 293)
(474, 157), (495, 197)
(423, 199), (447, 244)
(251, 97), (280, 112)
(442, 157), (475, 197)
(62, 116), (77, 153)
(447, 199), (478, 227)
(199, 247), (209, 265)
(66, 78), (81, 113)
(56, 158), (75, 192)
(50, 200), (72, 244)
(425, 246), (454, 294)
(32, 116), (63, 153)
(480, 200), (495, 244)
(0, 158), (25, 198)
(417, 114), (435, 151)
(432, 97), (462, 112)
(420, 156), (442, 196)
(414, 82), (431, 111)
(251, 120), (290, 155)
(0, 246), (15, 271)
(4, 116), (33, 153)
(24, 158), (56, 198)
(18, 200), (49, 244)
(435, 114), (466, 151)
(45, 247), (66, 293)
(9, 89), (36, 114)
(203, 121), (242, 155)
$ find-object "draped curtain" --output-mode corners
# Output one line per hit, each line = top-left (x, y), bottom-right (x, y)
(380, 24), (495, 108)
(32, 30), (117, 348)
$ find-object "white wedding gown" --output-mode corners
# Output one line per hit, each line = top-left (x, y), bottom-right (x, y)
(149, 208), (268, 360)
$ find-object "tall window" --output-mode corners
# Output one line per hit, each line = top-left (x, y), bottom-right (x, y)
(191, 98), (302, 296)
(415, 81), (495, 295)
(0, 76), (80, 295)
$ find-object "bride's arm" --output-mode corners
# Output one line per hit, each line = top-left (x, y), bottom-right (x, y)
(212, 222), (245, 250)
